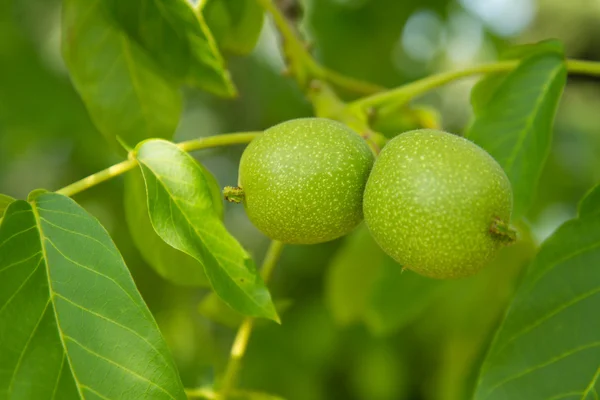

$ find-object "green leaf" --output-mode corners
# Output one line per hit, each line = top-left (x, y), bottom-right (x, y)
(0, 192), (185, 399)
(474, 211), (600, 400)
(198, 292), (245, 328)
(198, 292), (293, 328)
(0, 194), (15, 221)
(500, 39), (564, 60)
(364, 259), (446, 336)
(124, 169), (210, 287)
(579, 183), (600, 217)
(204, 0), (264, 55)
(107, 0), (236, 97)
(471, 40), (564, 113)
(466, 49), (567, 220)
(325, 225), (444, 335)
(325, 226), (385, 326)
(134, 139), (278, 321)
(61, 0), (182, 149)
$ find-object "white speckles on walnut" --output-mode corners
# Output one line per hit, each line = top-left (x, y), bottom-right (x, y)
(363, 129), (513, 279)
(238, 118), (374, 244)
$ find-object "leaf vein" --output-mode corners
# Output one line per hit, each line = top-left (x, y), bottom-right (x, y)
(0, 225), (37, 249)
(64, 335), (176, 400)
(0, 251), (43, 274)
(582, 367), (600, 400)
(44, 239), (142, 310)
(0, 257), (44, 315)
(504, 63), (564, 172)
(39, 216), (119, 257)
(7, 299), (50, 394)
(50, 352), (66, 400)
(484, 341), (600, 399)
(53, 292), (171, 368)
(499, 286), (600, 352)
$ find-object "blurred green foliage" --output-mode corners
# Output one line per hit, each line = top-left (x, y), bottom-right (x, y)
(2, 0), (600, 399)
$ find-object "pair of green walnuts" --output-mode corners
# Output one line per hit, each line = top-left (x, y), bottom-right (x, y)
(225, 118), (514, 279)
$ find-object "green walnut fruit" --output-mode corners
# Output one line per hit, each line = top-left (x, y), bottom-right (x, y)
(363, 129), (514, 279)
(228, 118), (374, 244)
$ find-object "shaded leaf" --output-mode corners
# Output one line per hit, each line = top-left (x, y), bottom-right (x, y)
(0, 194), (15, 221)
(325, 225), (384, 326)
(124, 169), (210, 287)
(62, 0), (182, 149)
(198, 292), (245, 328)
(325, 225), (444, 335)
(198, 292), (293, 328)
(466, 48), (567, 220)
(204, 0), (264, 55)
(474, 210), (600, 400)
(365, 259), (446, 337)
(0, 192), (185, 399)
(426, 230), (537, 400)
(579, 183), (600, 217)
(134, 139), (278, 321)
(107, 0), (236, 97)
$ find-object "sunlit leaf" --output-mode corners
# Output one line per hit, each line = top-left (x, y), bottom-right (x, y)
(124, 169), (210, 287)
(0, 192), (185, 399)
(471, 40), (564, 113)
(204, 0), (264, 55)
(475, 207), (600, 400)
(134, 139), (278, 321)
(466, 45), (567, 220)
(62, 0), (182, 149)
(107, 0), (236, 97)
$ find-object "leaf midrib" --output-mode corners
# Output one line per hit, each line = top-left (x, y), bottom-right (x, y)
(503, 59), (564, 173)
(31, 197), (181, 399)
(31, 200), (86, 399)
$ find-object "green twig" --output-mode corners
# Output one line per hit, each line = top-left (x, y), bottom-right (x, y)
(55, 132), (261, 197)
(351, 61), (518, 111)
(255, 0), (381, 95)
(314, 65), (385, 95)
(218, 240), (285, 400)
(351, 58), (600, 112)
(566, 59), (600, 76)
(186, 387), (217, 399)
(55, 159), (137, 198)
(187, 388), (283, 400)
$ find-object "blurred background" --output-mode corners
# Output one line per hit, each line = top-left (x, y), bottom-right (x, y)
(1, 0), (600, 399)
